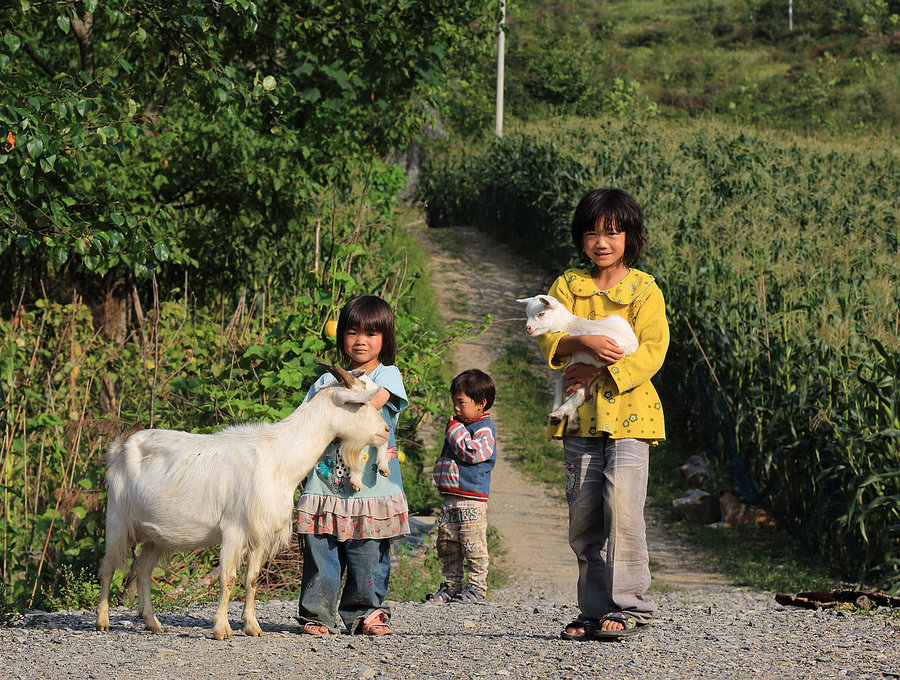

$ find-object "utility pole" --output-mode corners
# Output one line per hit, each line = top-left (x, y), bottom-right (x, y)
(495, 0), (506, 137)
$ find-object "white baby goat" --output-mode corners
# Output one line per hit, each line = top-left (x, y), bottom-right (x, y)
(94, 360), (389, 640)
(517, 295), (639, 433)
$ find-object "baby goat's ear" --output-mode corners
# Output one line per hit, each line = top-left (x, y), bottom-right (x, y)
(515, 297), (534, 305)
(538, 296), (554, 308)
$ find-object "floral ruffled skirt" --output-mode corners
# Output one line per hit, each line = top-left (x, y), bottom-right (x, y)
(296, 491), (409, 541)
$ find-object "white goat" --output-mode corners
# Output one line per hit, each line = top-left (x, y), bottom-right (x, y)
(94, 360), (389, 640)
(517, 295), (639, 433)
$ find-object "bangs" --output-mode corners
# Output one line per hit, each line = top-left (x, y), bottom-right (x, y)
(337, 295), (397, 365)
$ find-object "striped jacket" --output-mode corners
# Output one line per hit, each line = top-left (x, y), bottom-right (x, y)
(432, 414), (496, 500)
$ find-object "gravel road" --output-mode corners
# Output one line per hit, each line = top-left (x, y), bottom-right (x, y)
(2, 589), (897, 679)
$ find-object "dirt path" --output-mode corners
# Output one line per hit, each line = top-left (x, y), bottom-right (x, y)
(407, 222), (732, 601)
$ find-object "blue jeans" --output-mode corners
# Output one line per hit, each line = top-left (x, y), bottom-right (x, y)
(564, 435), (657, 624)
(297, 534), (391, 633)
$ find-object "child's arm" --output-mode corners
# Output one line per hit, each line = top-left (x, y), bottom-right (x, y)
(606, 285), (669, 392)
(368, 387), (391, 411)
(445, 419), (495, 464)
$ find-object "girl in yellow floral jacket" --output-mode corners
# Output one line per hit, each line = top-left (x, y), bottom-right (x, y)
(537, 188), (669, 640)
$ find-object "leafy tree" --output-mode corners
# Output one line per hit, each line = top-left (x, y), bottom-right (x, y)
(1, 0), (501, 335)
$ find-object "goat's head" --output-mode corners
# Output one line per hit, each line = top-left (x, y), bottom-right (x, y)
(516, 295), (565, 337)
(313, 359), (390, 447)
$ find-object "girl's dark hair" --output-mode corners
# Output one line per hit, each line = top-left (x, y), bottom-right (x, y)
(571, 188), (647, 267)
(337, 295), (397, 366)
(451, 369), (496, 410)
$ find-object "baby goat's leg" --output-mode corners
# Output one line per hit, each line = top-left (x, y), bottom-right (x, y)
(134, 542), (164, 633)
(549, 377), (568, 426)
(375, 442), (390, 477)
(240, 548), (267, 637)
(553, 387), (587, 433)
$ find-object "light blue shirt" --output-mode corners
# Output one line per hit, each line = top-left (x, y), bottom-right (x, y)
(300, 363), (408, 500)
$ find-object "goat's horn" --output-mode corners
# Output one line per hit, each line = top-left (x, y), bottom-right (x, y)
(314, 358), (355, 387)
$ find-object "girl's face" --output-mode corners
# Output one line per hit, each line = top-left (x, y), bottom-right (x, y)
(582, 220), (627, 271)
(343, 327), (383, 372)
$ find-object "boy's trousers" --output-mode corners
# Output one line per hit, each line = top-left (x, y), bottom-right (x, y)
(436, 495), (489, 596)
(563, 435), (657, 624)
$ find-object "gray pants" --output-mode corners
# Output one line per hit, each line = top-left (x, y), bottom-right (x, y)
(436, 496), (489, 596)
(564, 436), (657, 624)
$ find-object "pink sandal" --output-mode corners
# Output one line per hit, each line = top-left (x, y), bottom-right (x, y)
(358, 609), (392, 636)
(302, 621), (330, 635)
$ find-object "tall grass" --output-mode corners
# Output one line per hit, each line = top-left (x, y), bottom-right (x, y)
(421, 116), (900, 592)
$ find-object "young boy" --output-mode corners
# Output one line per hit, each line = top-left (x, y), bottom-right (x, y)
(427, 369), (497, 604)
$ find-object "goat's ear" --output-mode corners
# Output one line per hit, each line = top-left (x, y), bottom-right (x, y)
(515, 297), (533, 305)
(332, 387), (381, 406)
(539, 295), (553, 308)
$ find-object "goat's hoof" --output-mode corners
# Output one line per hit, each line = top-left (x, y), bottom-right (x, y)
(548, 415), (563, 426)
(95, 620), (109, 632)
(213, 625), (232, 640)
(378, 467), (390, 477)
(244, 622), (263, 637)
(350, 482), (362, 492)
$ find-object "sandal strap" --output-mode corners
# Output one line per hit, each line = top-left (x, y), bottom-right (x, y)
(601, 612), (637, 630)
(564, 618), (598, 636)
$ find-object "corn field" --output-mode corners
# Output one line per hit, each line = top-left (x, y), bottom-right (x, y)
(421, 117), (900, 591)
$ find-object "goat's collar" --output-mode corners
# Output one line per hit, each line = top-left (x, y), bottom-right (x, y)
(563, 267), (655, 305)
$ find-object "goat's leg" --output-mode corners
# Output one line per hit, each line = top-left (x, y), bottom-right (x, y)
(551, 387), (587, 433)
(95, 521), (127, 631)
(550, 377), (586, 426)
(212, 536), (241, 640)
(240, 548), (267, 637)
(564, 375), (604, 433)
(134, 542), (164, 633)
(340, 443), (365, 492)
(375, 442), (390, 477)
(548, 377), (567, 426)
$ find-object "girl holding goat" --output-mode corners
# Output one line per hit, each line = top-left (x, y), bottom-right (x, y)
(296, 295), (409, 636)
(536, 189), (669, 640)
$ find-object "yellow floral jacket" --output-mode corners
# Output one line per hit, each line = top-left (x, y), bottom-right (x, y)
(537, 267), (669, 441)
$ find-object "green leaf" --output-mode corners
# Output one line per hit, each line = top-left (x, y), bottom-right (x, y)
(85, 0), (98, 11)
(25, 137), (44, 159)
(3, 34), (21, 52)
(57, 14), (71, 33)
(153, 242), (170, 261)
(262, 75), (277, 91)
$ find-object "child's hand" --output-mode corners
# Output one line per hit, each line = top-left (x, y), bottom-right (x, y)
(563, 363), (606, 398)
(579, 334), (626, 364)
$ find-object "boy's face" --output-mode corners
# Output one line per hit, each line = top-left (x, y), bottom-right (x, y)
(452, 392), (487, 423)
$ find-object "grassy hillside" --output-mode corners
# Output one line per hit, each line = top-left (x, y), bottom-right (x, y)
(445, 0), (900, 137)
